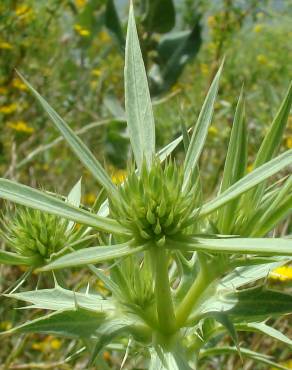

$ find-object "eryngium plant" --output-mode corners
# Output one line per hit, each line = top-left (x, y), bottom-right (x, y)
(0, 3), (292, 369)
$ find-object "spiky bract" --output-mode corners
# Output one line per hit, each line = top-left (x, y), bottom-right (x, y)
(110, 160), (199, 246)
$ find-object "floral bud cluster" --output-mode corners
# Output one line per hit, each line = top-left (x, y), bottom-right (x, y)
(1, 207), (75, 264)
(111, 160), (198, 246)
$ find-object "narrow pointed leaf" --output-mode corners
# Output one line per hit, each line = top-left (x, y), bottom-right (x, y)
(218, 89), (247, 233)
(255, 81), (292, 168)
(40, 243), (145, 271)
(250, 176), (292, 236)
(169, 236), (292, 256)
(125, 3), (155, 169)
(0, 179), (126, 235)
(17, 71), (116, 196)
(200, 149), (292, 216)
(183, 61), (223, 186)
(245, 81), (292, 209)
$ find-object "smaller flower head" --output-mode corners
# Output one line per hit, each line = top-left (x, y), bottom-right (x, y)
(1, 207), (77, 266)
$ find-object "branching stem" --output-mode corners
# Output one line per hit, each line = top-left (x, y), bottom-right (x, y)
(150, 247), (176, 335)
(175, 262), (213, 328)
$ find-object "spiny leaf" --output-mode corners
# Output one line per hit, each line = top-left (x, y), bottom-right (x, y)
(183, 60), (224, 187)
(218, 88), (247, 233)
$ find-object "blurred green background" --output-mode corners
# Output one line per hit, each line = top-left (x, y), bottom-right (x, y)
(0, 0), (291, 368)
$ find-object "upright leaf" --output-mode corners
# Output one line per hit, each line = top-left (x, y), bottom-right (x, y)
(125, 3), (155, 170)
(245, 81), (292, 209)
(218, 89), (247, 233)
(183, 61), (223, 186)
(17, 72), (117, 197)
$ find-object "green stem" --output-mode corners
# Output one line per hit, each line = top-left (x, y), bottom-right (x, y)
(176, 266), (211, 328)
(151, 248), (176, 335)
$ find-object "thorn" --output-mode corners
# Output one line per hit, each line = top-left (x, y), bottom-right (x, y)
(52, 271), (59, 287)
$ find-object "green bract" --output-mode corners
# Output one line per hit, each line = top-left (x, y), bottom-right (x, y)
(0, 2), (292, 369)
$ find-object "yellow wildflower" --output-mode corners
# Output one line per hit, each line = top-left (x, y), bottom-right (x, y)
(256, 54), (268, 65)
(103, 351), (111, 362)
(74, 24), (90, 37)
(253, 24), (263, 33)
(15, 4), (31, 16)
(208, 126), (218, 136)
(0, 103), (17, 114)
(0, 86), (8, 94)
(285, 136), (292, 149)
(247, 164), (253, 173)
(95, 279), (108, 295)
(90, 80), (98, 90)
(32, 336), (62, 352)
(99, 30), (110, 43)
(84, 192), (96, 204)
(75, 0), (87, 7)
(12, 78), (28, 91)
(111, 168), (127, 185)
(0, 321), (12, 331)
(200, 63), (209, 76)
(50, 338), (62, 350)
(8, 120), (35, 134)
(207, 15), (216, 28)
(271, 359), (292, 370)
(91, 68), (102, 77)
(32, 341), (46, 351)
(270, 265), (292, 282)
(0, 41), (13, 50)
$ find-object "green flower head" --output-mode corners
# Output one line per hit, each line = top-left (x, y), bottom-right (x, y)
(1, 207), (76, 266)
(110, 160), (199, 246)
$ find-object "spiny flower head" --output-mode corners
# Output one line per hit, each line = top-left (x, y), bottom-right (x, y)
(110, 160), (199, 246)
(1, 207), (77, 265)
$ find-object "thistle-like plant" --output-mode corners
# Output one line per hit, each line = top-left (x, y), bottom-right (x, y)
(0, 3), (292, 369)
